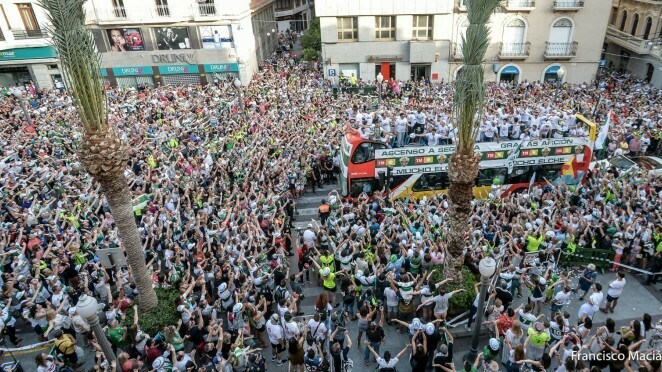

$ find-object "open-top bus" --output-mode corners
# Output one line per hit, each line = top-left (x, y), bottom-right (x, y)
(339, 114), (597, 199)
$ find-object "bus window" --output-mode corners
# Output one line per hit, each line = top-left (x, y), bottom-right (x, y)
(412, 173), (449, 191)
(389, 175), (411, 191)
(476, 169), (504, 187)
(351, 142), (386, 164)
(350, 178), (379, 196)
(535, 164), (564, 182)
(506, 167), (533, 184)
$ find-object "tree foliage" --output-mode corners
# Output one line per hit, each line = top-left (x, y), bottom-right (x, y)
(429, 267), (478, 316)
(301, 19), (321, 52)
(303, 48), (318, 61)
(124, 288), (180, 336)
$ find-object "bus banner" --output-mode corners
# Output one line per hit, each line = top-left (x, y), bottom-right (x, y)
(374, 138), (588, 173)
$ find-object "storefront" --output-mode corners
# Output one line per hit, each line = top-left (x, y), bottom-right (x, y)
(111, 66), (155, 89)
(158, 65), (201, 86)
(543, 65), (564, 83)
(0, 46), (61, 89)
(499, 65), (521, 84)
(203, 63), (239, 83)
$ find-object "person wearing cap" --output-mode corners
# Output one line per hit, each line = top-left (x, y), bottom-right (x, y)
(152, 343), (176, 372)
(526, 321), (550, 361)
(523, 274), (547, 316)
(266, 313), (286, 366)
(311, 257), (346, 306)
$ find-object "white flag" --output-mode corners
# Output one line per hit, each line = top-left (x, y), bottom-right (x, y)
(528, 172), (536, 194)
(506, 140), (524, 174)
(594, 111), (611, 150)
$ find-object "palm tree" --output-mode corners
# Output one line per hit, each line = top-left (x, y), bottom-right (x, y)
(446, 0), (501, 276)
(38, 0), (158, 310)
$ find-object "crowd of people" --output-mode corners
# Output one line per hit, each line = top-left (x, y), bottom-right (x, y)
(0, 36), (661, 372)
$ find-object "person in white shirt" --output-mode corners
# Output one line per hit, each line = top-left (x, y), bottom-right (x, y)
(529, 125), (541, 139)
(600, 272), (625, 314)
(266, 313), (286, 364)
(497, 120), (510, 140)
(395, 113), (408, 148)
(578, 298), (596, 322)
(483, 122), (496, 142)
(306, 313), (328, 342)
(366, 343), (410, 371)
(282, 312), (300, 340)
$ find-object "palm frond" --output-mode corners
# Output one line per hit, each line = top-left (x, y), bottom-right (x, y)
(37, 0), (106, 132)
(454, 0), (501, 151)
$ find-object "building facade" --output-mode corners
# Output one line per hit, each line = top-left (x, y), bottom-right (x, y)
(316, 0), (453, 83)
(603, 0), (662, 87)
(316, 0), (610, 85)
(85, 0), (276, 88)
(274, 0), (315, 32)
(0, 0), (63, 89)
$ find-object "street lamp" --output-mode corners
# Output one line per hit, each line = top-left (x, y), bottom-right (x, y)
(466, 256), (497, 364)
(376, 72), (384, 105)
(12, 89), (32, 125)
(554, 66), (566, 101)
(76, 294), (116, 365)
(233, 78), (244, 112)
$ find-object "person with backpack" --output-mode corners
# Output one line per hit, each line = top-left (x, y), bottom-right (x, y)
(330, 328), (352, 372)
(365, 341), (410, 372)
(53, 329), (78, 369)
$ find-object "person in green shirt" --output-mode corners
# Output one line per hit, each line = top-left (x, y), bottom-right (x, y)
(526, 224), (545, 252)
(106, 319), (130, 350)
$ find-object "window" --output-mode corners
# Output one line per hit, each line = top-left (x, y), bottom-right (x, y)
(619, 11), (627, 31)
(155, 0), (170, 16)
(0, 5), (10, 29)
(412, 173), (449, 192)
(630, 13), (639, 36)
(375, 16), (395, 40)
(337, 17), (358, 41)
(643, 17), (653, 40)
(412, 15), (433, 39)
(609, 8), (618, 25)
(351, 142), (386, 164)
(16, 3), (39, 31)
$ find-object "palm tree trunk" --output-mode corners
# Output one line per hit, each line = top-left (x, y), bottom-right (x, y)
(101, 177), (158, 311)
(446, 150), (481, 274)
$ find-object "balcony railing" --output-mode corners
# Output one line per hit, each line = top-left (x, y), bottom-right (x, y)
(12, 29), (49, 39)
(505, 0), (535, 10)
(544, 41), (578, 58)
(112, 6), (127, 18)
(198, 2), (216, 16)
(606, 26), (654, 55)
(553, 0), (584, 9)
(155, 4), (170, 16)
(499, 42), (531, 58)
(452, 42), (464, 60)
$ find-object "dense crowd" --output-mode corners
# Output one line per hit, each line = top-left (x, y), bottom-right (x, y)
(0, 37), (662, 372)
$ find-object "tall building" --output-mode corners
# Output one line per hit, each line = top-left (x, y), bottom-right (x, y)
(603, 0), (662, 87)
(316, 0), (611, 85)
(85, 0), (277, 88)
(0, 0), (63, 89)
(316, 0), (453, 83)
(274, 0), (315, 32)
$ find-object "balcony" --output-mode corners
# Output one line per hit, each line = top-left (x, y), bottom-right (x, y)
(499, 42), (531, 59)
(544, 41), (578, 59)
(452, 42), (464, 61)
(197, 2), (216, 16)
(505, 0), (535, 11)
(12, 29), (49, 39)
(155, 4), (170, 17)
(275, 2), (311, 18)
(111, 6), (127, 18)
(91, 7), (184, 23)
(605, 25), (654, 55)
(553, 0), (584, 10)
